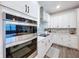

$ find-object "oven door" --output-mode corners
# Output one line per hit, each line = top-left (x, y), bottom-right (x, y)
(6, 38), (37, 58)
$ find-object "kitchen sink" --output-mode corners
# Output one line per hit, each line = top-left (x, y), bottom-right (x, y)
(39, 34), (49, 37)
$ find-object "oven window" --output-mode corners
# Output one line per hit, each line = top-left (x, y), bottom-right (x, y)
(6, 25), (37, 37)
(6, 24), (16, 38)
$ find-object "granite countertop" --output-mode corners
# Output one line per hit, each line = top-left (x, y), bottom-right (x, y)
(37, 32), (79, 50)
(51, 32), (79, 50)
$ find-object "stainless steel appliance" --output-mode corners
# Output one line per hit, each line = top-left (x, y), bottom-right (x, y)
(6, 38), (37, 58)
(5, 13), (37, 58)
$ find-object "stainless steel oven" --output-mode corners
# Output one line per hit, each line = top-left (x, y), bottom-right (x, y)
(5, 24), (37, 44)
(5, 13), (37, 58)
(6, 38), (37, 58)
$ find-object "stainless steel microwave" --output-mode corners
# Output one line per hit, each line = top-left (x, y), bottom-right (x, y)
(6, 24), (37, 38)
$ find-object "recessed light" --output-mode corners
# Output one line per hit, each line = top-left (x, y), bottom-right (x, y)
(56, 5), (60, 9)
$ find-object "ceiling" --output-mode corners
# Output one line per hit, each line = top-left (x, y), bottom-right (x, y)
(39, 1), (79, 14)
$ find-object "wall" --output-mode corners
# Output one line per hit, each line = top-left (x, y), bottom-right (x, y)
(37, 21), (47, 35)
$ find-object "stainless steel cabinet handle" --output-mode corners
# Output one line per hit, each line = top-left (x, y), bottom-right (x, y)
(28, 6), (29, 13)
(25, 5), (29, 13)
(25, 4), (27, 12)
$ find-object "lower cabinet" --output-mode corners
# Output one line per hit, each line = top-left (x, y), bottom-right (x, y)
(37, 40), (46, 57)
(51, 35), (78, 50)
(37, 35), (53, 58)
(37, 34), (78, 58)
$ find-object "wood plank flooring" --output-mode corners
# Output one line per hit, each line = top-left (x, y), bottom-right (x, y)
(45, 44), (79, 58)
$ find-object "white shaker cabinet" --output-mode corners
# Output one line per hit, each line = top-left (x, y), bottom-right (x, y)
(47, 14), (51, 28)
(28, 2), (40, 19)
(50, 9), (77, 28)
(0, 1), (40, 21)
(51, 34), (78, 50)
(37, 40), (46, 57)
(76, 8), (79, 27)
(37, 38), (49, 58)
(65, 10), (77, 28)
(76, 8), (79, 42)
(44, 12), (51, 28)
(37, 35), (53, 58)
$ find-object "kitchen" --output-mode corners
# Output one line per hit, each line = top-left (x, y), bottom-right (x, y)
(37, 1), (79, 58)
(0, 1), (79, 58)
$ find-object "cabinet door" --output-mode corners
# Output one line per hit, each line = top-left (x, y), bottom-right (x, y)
(48, 35), (52, 46)
(45, 13), (51, 28)
(68, 38), (78, 49)
(44, 36), (52, 53)
(53, 16), (58, 28)
(37, 40), (46, 57)
(51, 16), (54, 28)
(76, 8), (79, 27)
(65, 10), (76, 28)
(50, 10), (76, 28)
(44, 39), (48, 52)
(60, 14), (68, 28)
(43, 11), (47, 20)
(28, 2), (40, 19)
(45, 37), (50, 49)
(51, 34), (54, 43)
(1, 1), (40, 21)
(50, 16), (54, 28)
(1, 1), (28, 14)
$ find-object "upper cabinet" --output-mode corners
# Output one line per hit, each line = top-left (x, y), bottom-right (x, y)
(27, 2), (40, 19)
(50, 9), (77, 28)
(44, 12), (51, 28)
(42, 11), (50, 28)
(0, 1), (40, 21)
(76, 8), (79, 28)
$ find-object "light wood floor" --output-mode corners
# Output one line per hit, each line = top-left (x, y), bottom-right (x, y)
(45, 44), (79, 58)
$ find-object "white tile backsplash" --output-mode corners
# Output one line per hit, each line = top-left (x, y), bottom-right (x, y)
(51, 28), (70, 34)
